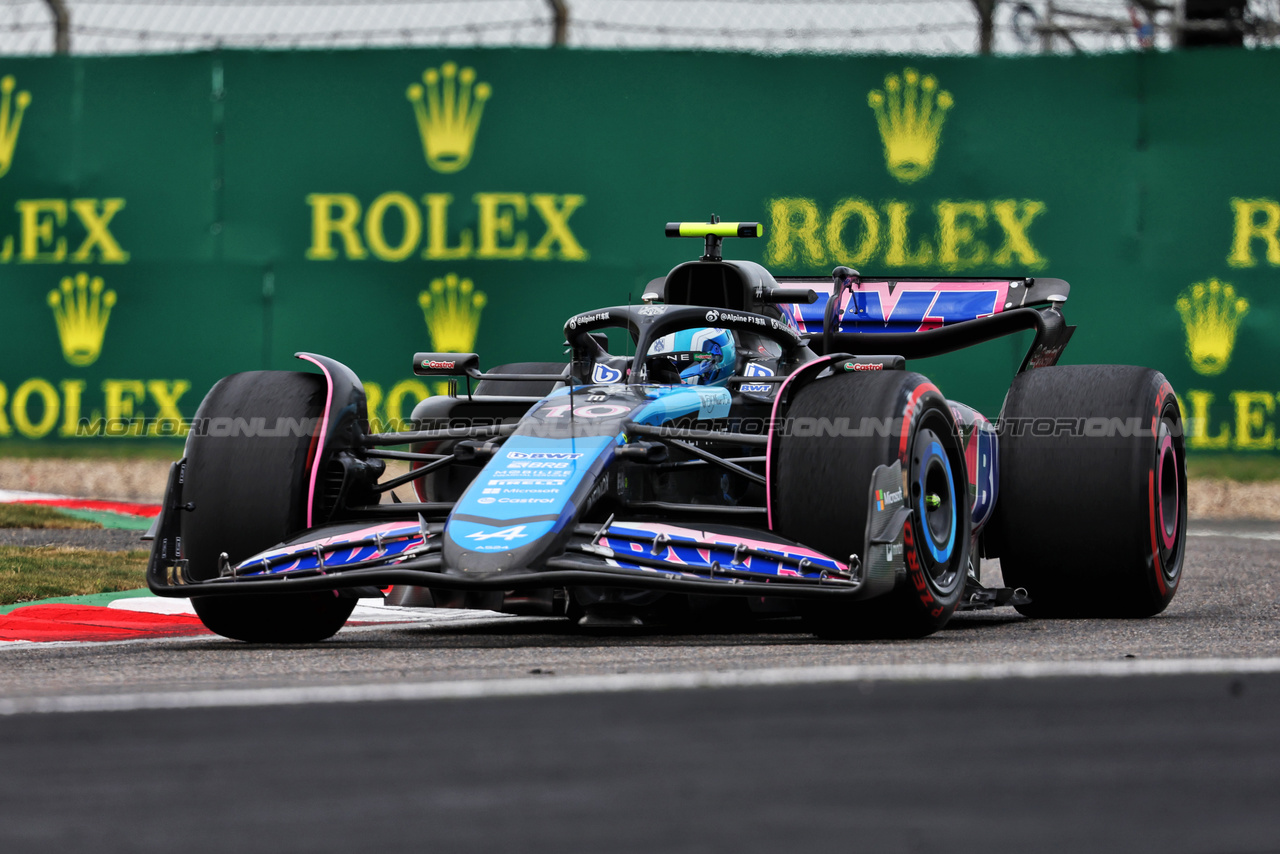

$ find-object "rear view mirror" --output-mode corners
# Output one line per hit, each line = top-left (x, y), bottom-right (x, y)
(411, 352), (481, 377)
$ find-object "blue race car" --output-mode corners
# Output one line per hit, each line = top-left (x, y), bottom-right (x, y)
(147, 219), (1187, 642)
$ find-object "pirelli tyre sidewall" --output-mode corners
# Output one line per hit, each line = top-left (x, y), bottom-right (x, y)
(989, 365), (1186, 618)
(772, 370), (971, 639)
(182, 370), (356, 643)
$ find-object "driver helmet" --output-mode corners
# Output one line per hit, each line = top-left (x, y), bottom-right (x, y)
(649, 327), (736, 386)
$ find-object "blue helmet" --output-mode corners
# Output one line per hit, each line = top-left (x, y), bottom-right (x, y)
(648, 327), (736, 386)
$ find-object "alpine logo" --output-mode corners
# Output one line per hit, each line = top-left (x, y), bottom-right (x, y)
(464, 525), (529, 542)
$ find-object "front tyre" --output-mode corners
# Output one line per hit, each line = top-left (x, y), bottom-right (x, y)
(183, 371), (355, 642)
(989, 365), (1186, 618)
(773, 371), (971, 639)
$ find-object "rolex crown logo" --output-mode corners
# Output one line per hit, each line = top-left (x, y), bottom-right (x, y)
(1175, 278), (1249, 376)
(418, 273), (487, 353)
(867, 68), (953, 184)
(0, 74), (32, 179)
(406, 62), (491, 174)
(48, 272), (117, 367)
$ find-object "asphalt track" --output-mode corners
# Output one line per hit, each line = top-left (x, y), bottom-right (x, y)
(1, 520), (1278, 853)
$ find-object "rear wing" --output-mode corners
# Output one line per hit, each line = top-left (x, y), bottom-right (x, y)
(774, 273), (1074, 371)
(774, 275), (1069, 335)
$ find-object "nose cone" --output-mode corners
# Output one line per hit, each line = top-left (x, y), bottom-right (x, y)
(441, 434), (619, 576)
(441, 517), (559, 577)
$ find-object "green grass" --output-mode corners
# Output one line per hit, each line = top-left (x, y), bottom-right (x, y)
(0, 440), (183, 460)
(0, 503), (103, 529)
(0, 546), (149, 606)
(1186, 454), (1280, 483)
(0, 506), (147, 606)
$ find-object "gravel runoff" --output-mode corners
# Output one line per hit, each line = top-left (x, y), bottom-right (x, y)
(0, 457), (1277, 519)
(0, 458), (176, 502)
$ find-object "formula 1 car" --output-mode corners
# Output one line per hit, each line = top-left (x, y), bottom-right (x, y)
(147, 219), (1187, 642)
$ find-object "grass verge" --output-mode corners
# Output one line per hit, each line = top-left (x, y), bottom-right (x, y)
(0, 546), (148, 606)
(1186, 455), (1280, 483)
(0, 503), (103, 529)
(0, 440), (183, 460)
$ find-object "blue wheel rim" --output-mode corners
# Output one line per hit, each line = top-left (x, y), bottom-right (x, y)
(916, 439), (956, 565)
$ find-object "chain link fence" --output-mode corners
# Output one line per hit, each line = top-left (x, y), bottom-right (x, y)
(0, 0), (1276, 55)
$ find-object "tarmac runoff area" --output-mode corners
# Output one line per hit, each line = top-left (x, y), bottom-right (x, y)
(0, 517), (1277, 853)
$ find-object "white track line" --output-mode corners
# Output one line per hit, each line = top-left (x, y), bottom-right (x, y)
(0, 489), (67, 502)
(1189, 529), (1280, 541)
(4, 657), (1280, 716)
(0, 610), (538, 651)
(108, 596), (517, 626)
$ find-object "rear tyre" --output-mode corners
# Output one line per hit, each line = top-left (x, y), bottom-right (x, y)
(773, 371), (971, 639)
(989, 365), (1186, 618)
(183, 371), (355, 642)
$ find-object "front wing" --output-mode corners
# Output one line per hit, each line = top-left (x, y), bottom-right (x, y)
(147, 462), (865, 602)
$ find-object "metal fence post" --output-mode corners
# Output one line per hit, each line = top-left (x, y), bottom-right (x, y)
(45, 0), (70, 53)
(547, 0), (570, 46)
(972, 0), (998, 53)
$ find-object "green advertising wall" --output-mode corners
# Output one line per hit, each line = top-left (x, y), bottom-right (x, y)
(0, 47), (1276, 451)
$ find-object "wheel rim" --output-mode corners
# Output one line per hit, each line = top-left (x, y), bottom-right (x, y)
(1156, 428), (1178, 550)
(910, 419), (964, 594)
(915, 434), (957, 563)
(1153, 402), (1186, 586)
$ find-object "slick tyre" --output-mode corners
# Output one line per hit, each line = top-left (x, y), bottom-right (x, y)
(773, 371), (971, 639)
(182, 371), (355, 643)
(989, 365), (1186, 618)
